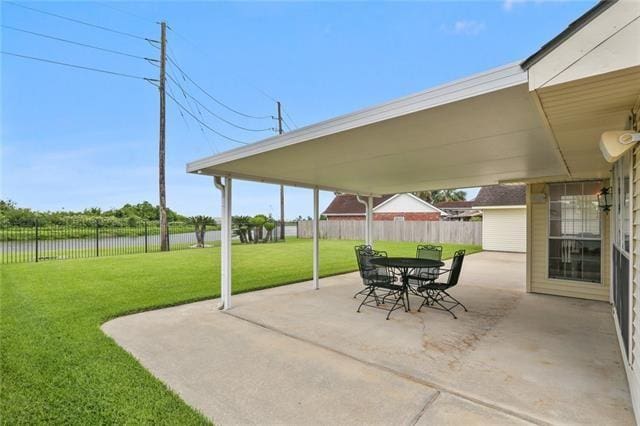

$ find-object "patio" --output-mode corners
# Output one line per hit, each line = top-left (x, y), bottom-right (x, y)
(103, 251), (633, 425)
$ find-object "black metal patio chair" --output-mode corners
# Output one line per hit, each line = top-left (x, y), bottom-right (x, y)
(407, 244), (443, 286)
(416, 249), (467, 319)
(353, 245), (395, 298)
(354, 247), (406, 320)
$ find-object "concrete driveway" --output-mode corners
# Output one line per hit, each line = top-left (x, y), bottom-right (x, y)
(102, 252), (634, 425)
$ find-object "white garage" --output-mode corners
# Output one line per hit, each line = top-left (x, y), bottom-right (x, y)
(473, 185), (527, 253)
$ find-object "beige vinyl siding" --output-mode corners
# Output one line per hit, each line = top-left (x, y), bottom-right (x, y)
(482, 208), (526, 252)
(527, 183), (610, 301)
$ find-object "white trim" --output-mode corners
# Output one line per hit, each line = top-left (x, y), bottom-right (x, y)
(373, 193), (448, 216)
(367, 196), (374, 247)
(473, 205), (526, 210)
(313, 188), (320, 290)
(220, 177), (232, 310)
(324, 213), (366, 217)
(186, 62), (526, 177)
(195, 171), (381, 197)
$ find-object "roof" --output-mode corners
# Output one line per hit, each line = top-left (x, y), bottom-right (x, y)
(323, 194), (394, 215)
(521, 0), (616, 70)
(187, 63), (569, 194)
(435, 200), (475, 209)
(472, 185), (526, 207)
(323, 193), (446, 215)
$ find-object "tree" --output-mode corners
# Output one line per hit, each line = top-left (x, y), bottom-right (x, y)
(263, 220), (276, 243)
(413, 189), (466, 204)
(250, 214), (268, 243)
(190, 216), (216, 248)
(232, 215), (252, 243)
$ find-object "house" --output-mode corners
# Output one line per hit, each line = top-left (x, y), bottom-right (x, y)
(323, 193), (446, 221)
(473, 185), (526, 253)
(187, 0), (640, 419)
(434, 200), (480, 221)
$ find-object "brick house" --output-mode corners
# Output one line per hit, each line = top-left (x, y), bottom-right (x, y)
(323, 193), (446, 221)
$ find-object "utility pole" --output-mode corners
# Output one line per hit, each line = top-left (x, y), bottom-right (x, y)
(158, 21), (169, 251)
(277, 101), (285, 241)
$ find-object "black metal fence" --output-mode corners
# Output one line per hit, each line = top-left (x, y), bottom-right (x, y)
(0, 222), (221, 264)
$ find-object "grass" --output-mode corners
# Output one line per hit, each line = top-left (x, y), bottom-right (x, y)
(0, 239), (481, 424)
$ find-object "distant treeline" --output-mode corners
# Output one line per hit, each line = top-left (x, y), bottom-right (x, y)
(0, 200), (189, 228)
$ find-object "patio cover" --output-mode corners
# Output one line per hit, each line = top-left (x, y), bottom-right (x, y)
(187, 63), (572, 195)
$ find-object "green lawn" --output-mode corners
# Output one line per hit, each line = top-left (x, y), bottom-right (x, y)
(0, 239), (481, 424)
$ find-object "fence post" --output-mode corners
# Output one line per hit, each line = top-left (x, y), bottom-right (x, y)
(144, 222), (148, 253)
(95, 220), (99, 257)
(35, 219), (39, 263)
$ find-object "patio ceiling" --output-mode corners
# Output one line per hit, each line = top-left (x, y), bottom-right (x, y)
(186, 63), (570, 195)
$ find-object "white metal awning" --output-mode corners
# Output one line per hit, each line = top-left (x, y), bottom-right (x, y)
(187, 62), (570, 195)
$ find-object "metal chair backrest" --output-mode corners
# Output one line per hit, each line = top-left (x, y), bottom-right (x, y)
(354, 245), (372, 278)
(355, 246), (389, 283)
(446, 250), (466, 287)
(416, 244), (443, 280)
(416, 245), (443, 261)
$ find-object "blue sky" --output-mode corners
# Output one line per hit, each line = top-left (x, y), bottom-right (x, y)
(1, 0), (596, 218)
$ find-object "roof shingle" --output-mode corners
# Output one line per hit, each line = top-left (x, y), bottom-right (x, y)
(473, 185), (526, 207)
(323, 194), (394, 215)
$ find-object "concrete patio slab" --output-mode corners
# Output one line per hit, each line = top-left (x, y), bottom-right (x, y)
(415, 393), (531, 426)
(103, 252), (634, 425)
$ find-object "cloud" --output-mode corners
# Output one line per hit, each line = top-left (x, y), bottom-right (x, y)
(442, 20), (486, 36)
(503, 0), (560, 12)
(503, 0), (524, 11)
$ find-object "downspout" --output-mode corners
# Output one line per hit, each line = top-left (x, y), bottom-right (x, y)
(214, 176), (226, 310)
(356, 195), (371, 246)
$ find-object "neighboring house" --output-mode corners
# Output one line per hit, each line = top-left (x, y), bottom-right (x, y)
(323, 193), (446, 221)
(435, 200), (481, 221)
(473, 185), (526, 253)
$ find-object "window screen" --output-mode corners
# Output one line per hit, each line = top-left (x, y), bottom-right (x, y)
(548, 181), (601, 283)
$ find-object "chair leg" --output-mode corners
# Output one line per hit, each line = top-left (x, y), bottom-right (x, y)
(386, 290), (404, 320)
(417, 293), (429, 312)
(357, 287), (375, 313)
(432, 295), (457, 319)
(353, 287), (367, 299)
(442, 290), (467, 312)
(420, 290), (458, 319)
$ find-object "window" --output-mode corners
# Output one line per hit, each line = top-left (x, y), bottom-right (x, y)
(548, 181), (602, 283)
(613, 154), (631, 254)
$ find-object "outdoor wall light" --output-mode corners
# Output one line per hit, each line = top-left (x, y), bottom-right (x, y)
(598, 187), (612, 212)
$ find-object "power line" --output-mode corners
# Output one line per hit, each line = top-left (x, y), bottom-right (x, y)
(166, 54), (273, 120)
(165, 90), (249, 145)
(167, 81), (219, 153)
(2, 25), (158, 62)
(284, 109), (299, 129)
(5, 1), (156, 42)
(166, 25), (279, 116)
(167, 74), (275, 133)
(281, 118), (292, 132)
(2, 51), (157, 81)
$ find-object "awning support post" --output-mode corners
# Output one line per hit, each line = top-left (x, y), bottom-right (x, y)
(356, 195), (373, 247)
(367, 196), (374, 247)
(214, 176), (232, 310)
(313, 187), (320, 290)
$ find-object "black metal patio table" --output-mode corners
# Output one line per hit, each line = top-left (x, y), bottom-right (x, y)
(369, 257), (445, 311)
